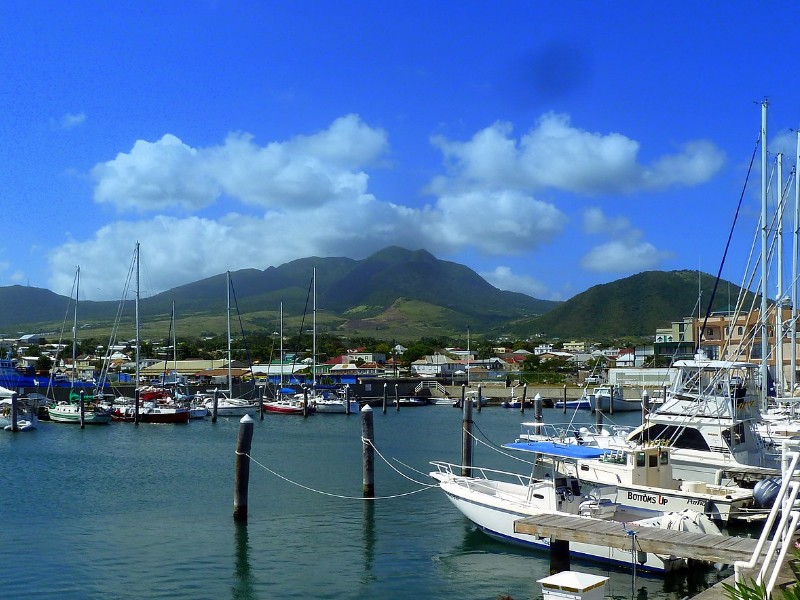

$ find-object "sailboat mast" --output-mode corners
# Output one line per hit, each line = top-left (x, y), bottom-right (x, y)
(760, 100), (769, 408)
(172, 300), (177, 372)
(312, 267), (316, 390)
(793, 132), (800, 393)
(280, 301), (284, 389)
(776, 153), (785, 394)
(135, 242), (140, 388)
(72, 266), (79, 383)
(227, 271), (232, 396)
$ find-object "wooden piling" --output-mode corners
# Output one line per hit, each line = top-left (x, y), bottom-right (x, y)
(134, 388), (140, 425)
(609, 384), (614, 415)
(476, 384), (482, 412)
(10, 391), (18, 432)
(596, 406), (603, 432)
(212, 388), (219, 423)
(521, 384), (528, 415)
(550, 538), (570, 574)
(461, 388), (474, 477)
(259, 385), (264, 421)
(79, 391), (85, 429)
(361, 405), (375, 497)
(382, 383), (387, 414)
(641, 389), (650, 424)
(303, 387), (309, 417)
(344, 385), (351, 415)
(394, 383), (399, 411)
(233, 414), (254, 522)
(534, 392), (543, 423)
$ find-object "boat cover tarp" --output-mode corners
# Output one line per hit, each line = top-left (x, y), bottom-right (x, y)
(0, 385), (15, 398)
(502, 441), (607, 459)
(279, 387), (296, 394)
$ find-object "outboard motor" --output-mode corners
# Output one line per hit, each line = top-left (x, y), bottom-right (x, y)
(753, 477), (782, 508)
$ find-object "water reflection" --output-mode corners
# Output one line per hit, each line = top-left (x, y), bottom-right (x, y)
(363, 500), (375, 572)
(232, 522), (255, 600)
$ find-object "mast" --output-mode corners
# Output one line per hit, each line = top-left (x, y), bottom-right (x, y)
(135, 242), (140, 389)
(72, 266), (79, 384)
(227, 271), (232, 397)
(776, 153), (785, 394)
(280, 302), (284, 389)
(312, 267), (316, 390)
(466, 326), (470, 386)
(793, 132), (800, 393)
(760, 100), (769, 408)
(172, 300), (177, 374)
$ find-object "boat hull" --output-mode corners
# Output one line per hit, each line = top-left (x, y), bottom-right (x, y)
(48, 405), (112, 424)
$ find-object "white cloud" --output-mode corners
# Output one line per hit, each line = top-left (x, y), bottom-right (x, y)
(429, 112), (725, 195)
(481, 266), (550, 298)
(91, 114), (388, 213)
(60, 112), (87, 129)
(580, 207), (671, 272)
(580, 240), (671, 272)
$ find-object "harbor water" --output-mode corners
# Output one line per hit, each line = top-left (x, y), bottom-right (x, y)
(0, 404), (735, 599)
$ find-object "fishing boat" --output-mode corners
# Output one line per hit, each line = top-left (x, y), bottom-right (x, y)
(506, 434), (758, 524)
(626, 353), (781, 486)
(588, 385), (642, 412)
(429, 459), (722, 573)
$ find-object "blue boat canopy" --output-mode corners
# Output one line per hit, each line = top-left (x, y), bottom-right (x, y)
(502, 441), (608, 459)
(280, 387), (296, 394)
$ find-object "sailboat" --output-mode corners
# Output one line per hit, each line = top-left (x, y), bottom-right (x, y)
(262, 300), (313, 415)
(48, 266), (113, 425)
(203, 271), (260, 417)
(108, 244), (190, 424)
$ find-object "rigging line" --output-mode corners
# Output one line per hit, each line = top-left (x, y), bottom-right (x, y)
(698, 134), (761, 351)
(239, 451), (436, 500)
(228, 276), (258, 397)
(466, 425), (537, 465)
(362, 438), (439, 487)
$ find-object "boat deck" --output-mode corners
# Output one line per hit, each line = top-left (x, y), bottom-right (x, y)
(514, 513), (766, 564)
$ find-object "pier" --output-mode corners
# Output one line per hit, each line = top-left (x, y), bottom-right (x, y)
(513, 513), (764, 564)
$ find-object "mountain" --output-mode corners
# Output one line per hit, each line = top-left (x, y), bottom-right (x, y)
(0, 247), (558, 341)
(506, 270), (758, 339)
(0, 253), (755, 342)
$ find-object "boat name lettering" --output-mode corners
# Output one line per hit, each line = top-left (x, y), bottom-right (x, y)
(627, 491), (668, 505)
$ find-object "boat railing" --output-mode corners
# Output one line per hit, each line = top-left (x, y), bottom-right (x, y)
(734, 441), (800, 595)
(430, 460), (536, 490)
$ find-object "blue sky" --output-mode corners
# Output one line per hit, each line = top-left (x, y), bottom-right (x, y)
(3, 1), (800, 303)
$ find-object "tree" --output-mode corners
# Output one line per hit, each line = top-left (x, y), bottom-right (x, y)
(36, 354), (53, 373)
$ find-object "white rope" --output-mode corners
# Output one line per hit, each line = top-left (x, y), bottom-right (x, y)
(237, 451), (437, 501)
(361, 437), (439, 487)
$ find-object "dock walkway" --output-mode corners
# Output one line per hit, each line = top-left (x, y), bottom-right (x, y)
(514, 513), (764, 564)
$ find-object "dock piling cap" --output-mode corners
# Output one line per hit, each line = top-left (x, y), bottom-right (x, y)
(537, 571), (609, 593)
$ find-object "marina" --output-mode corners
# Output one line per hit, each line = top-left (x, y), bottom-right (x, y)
(0, 402), (758, 600)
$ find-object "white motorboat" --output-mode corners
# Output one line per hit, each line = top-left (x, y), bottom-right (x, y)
(429, 460), (722, 573)
(504, 437), (758, 523)
(626, 354), (781, 486)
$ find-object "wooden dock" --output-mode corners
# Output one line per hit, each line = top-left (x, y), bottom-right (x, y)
(514, 513), (766, 564)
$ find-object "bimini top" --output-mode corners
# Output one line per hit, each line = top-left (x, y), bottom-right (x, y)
(502, 441), (608, 459)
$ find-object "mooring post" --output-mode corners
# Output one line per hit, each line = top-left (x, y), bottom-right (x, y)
(233, 414), (254, 522)
(303, 387), (309, 418)
(459, 384), (466, 409)
(642, 389), (650, 424)
(212, 388), (219, 423)
(382, 382), (387, 414)
(520, 384), (527, 414)
(534, 392), (543, 423)
(550, 538), (570, 574)
(563, 386), (567, 414)
(596, 405), (603, 433)
(476, 384), (482, 412)
(344, 385), (351, 415)
(134, 388), (140, 425)
(79, 390), (85, 429)
(609, 384), (614, 415)
(361, 405), (375, 497)
(461, 388), (474, 477)
(10, 391), (18, 432)
(394, 383), (400, 412)
(259, 385), (264, 421)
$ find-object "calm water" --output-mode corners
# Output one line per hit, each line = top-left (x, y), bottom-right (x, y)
(0, 404), (733, 599)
